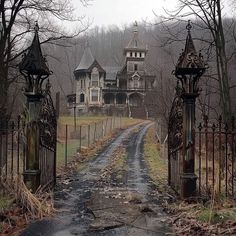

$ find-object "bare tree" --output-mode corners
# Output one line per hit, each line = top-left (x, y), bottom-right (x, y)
(157, 0), (236, 122)
(0, 0), (90, 119)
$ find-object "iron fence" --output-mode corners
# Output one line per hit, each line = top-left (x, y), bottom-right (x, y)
(196, 116), (236, 198)
(0, 116), (56, 188)
(168, 112), (236, 199)
(0, 117), (25, 184)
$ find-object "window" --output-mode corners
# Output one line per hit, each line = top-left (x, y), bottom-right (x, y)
(133, 77), (139, 88)
(80, 80), (82, 88)
(80, 93), (85, 103)
(134, 80), (139, 88)
(139, 52), (142, 57)
(135, 52), (137, 57)
(134, 64), (138, 71)
(130, 52), (133, 57)
(91, 89), (99, 102)
(91, 67), (99, 87)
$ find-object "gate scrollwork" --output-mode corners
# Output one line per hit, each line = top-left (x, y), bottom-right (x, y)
(39, 83), (57, 151)
(168, 95), (183, 151)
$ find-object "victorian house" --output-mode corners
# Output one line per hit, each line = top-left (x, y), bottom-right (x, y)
(68, 23), (156, 118)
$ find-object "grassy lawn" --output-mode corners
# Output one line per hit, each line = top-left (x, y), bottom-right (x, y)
(56, 139), (80, 166)
(59, 115), (143, 127)
(144, 124), (168, 187)
(59, 116), (109, 126)
(57, 116), (144, 167)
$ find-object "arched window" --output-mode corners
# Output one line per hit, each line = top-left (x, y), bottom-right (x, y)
(91, 89), (99, 102)
(133, 76), (139, 88)
(80, 93), (85, 103)
(91, 67), (99, 87)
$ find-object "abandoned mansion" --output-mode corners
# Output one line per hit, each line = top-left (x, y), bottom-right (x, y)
(67, 23), (156, 118)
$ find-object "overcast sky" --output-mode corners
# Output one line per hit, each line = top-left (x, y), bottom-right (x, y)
(72, 0), (178, 28)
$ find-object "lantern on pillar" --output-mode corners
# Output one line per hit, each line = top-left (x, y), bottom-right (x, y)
(19, 22), (51, 192)
(174, 20), (207, 198)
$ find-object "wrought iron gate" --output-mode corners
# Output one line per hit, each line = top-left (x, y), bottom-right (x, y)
(168, 95), (236, 198)
(168, 93), (183, 193)
(39, 85), (57, 186)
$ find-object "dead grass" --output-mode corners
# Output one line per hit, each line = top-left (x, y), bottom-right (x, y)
(1, 177), (55, 219)
(59, 115), (109, 126)
(143, 125), (236, 235)
(0, 176), (55, 235)
(143, 125), (168, 187)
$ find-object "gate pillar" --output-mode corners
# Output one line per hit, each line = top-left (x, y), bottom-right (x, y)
(19, 22), (51, 192)
(174, 21), (207, 198)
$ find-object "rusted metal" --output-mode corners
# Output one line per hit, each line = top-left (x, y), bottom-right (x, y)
(219, 116), (222, 193)
(198, 122), (202, 194)
(212, 123), (216, 187)
(225, 123), (228, 197)
(17, 116), (20, 175)
(193, 116), (236, 199)
(11, 121), (14, 180)
(171, 20), (207, 198)
(204, 116), (209, 190)
(168, 92), (183, 192)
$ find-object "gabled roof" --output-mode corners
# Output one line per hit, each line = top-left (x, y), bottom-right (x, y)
(103, 66), (120, 81)
(75, 47), (94, 72)
(124, 22), (147, 52)
(88, 59), (106, 73)
(19, 23), (50, 76)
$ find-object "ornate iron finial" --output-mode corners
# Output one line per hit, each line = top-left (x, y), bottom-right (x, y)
(186, 20), (192, 33)
(34, 21), (39, 33)
(134, 21), (138, 33)
(19, 20), (50, 78)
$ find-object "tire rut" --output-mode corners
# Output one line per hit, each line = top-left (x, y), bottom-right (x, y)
(20, 121), (171, 236)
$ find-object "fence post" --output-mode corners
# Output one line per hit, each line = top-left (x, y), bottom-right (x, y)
(79, 125), (82, 151)
(22, 120), (26, 172)
(17, 116), (20, 175)
(65, 124), (68, 167)
(105, 118), (108, 136)
(5, 120), (8, 177)
(11, 121), (14, 180)
(0, 120), (1, 178)
(94, 122), (97, 143)
(102, 120), (105, 138)
(88, 124), (90, 147)
(110, 117), (112, 132)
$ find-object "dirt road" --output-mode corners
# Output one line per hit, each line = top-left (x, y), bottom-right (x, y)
(20, 122), (171, 236)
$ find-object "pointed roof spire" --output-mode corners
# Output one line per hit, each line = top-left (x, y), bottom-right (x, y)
(124, 21), (147, 52)
(184, 20), (196, 55)
(133, 21), (138, 33)
(74, 45), (95, 72)
(19, 22), (50, 76)
(175, 20), (206, 75)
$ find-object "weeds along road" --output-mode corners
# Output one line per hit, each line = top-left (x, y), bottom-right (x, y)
(21, 121), (171, 236)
